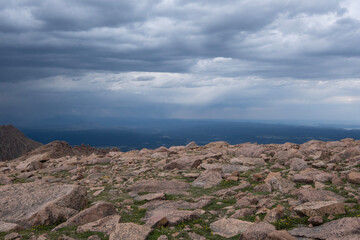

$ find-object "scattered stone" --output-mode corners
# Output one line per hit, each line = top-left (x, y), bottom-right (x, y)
(210, 218), (253, 238)
(296, 189), (345, 203)
(254, 183), (272, 193)
(163, 157), (202, 170)
(230, 157), (265, 166)
(270, 163), (286, 170)
(268, 230), (296, 240)
(240, 222), (275, 240)
(188, 232), (206, 240)
(294, 201), (345, 217)
(185, 141), (198, 150)
(191, 169), (222, 188)
(157, 235), (169, 240)
(144, 209), (199, 227)
(77, 215), (121, 234)
(0, 221), (24, 233)
(0, 174), (12, 185)
(4, 232), (21, 240)
(230, 208), (255, 219)
(53, 202), (116, 230)
(87, 235), (101, 240)
(264, 205), (284, 223)
(348, 172), (360, 184)
(226, 175), (238, 181)
(308, 216), (323, 226)
(109, 223), (152, 240)
(252, 173), (265, 182)
(290, 158), (308, 171)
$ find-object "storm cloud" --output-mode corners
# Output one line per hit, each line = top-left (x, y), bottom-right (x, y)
(1, 0), (360, 125)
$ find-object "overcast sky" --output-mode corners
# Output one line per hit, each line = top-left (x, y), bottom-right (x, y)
(1, 0), (360, 126)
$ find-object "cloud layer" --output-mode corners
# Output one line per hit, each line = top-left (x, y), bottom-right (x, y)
(1, 0), (360, 125)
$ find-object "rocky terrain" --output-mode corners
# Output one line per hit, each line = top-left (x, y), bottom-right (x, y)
(1, 137), (360, 240)
(0, 125), (42, 161)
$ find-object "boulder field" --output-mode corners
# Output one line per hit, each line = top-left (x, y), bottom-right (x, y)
(1, 139), (360, 239)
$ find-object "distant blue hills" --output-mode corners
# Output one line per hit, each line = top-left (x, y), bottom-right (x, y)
(19, 120), (360, 151)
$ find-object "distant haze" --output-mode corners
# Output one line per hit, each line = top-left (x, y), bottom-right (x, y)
(1, 0), (360, 125)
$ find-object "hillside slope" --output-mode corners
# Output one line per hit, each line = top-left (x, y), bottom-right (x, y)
(0, 125), (42, 161)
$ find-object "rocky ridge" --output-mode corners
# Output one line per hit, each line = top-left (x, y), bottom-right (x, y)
(1, 138), (360, 239)
(0, 125), (42, 161)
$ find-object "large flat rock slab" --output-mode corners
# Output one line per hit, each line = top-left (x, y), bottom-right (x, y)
(0, 182), (87, 227)
(296, 189), (345, 203)
(210, 218), (253, 238)
(289, 217), (360, 239)
(192, 169), (222, 188)
(109, 223), (152, 240)
(294, 201), (345, 217)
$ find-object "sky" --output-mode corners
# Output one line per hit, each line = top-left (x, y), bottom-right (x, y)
(1, 0), (360, 126)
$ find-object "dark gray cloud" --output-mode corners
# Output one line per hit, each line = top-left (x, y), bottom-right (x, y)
(1, 0), (360, 124)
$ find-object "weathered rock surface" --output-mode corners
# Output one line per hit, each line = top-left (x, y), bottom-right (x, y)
(289, 217), (360, 239)
(290, 158), (308, 171)
(348, 172), (360, 184)
(230, 157), (265, 166)
(53, 202), (116, 230)
(0, 221), (24, 233)
(294, 201), (345, 217)
(268, 230), (296, 240)
(163, 156), (202, 170)
(240, 222), (275, 240)
(109, 223), (152, 240)
(191, 169), (222, 188)
(77, 215), (121, 234)
(296, 189), (345, 203)
(0, 182), (87, 227)
(144, 209), (199, 227)
(210, 218), (253, 238)
(0, 125), (42, 161)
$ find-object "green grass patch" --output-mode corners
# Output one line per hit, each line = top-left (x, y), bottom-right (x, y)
(120, 206), (147, 224)
(12, 178), (28, 184)
(239, 213), (266, 222)
(165, 194), (186, 201)
(327, 204), (360, 222)
(324, 185), (349, 198)
(147, 213), (240, 240)
(202, 198), (236, 211)
(273, 215), (308, 230)
(1, 225), (108, 240)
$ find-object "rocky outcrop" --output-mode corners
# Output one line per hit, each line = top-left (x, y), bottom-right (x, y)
(0, 182), (87, 228)
(0, 125), (42, 161)
(289, 217), (360, 239)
